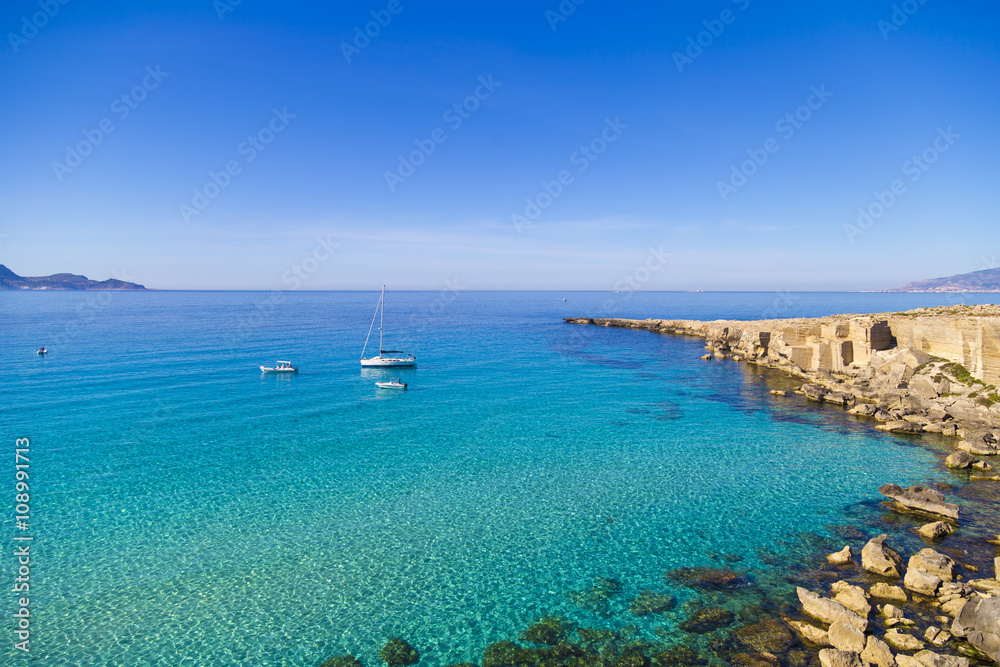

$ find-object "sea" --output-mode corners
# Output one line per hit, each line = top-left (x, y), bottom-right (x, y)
(2, 290), (999, 667)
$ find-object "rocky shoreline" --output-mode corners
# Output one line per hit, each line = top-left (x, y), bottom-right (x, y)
(565, 305), (1000, 464)
(560, 305), (1000, 666)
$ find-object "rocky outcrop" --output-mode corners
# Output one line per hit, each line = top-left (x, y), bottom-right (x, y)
(797, 587), (868, 632)
(862, 534), (904, 579)
(565, 307), (1000, 451)
(878, 485), (959, 521)
(952, 596), (1000, 662)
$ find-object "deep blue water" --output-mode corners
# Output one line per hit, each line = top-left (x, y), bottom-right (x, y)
(2, 290), (997, 666)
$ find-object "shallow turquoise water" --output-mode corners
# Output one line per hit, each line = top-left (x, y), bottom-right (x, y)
(2, 291), (996, 666)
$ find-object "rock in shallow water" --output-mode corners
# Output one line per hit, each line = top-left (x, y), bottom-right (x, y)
(320, 656), (363, 667)
(827, 545), (853, 565)
(678, 606), (735, 633)
(379, 639), (419, 666)
(733, 618), (793, 654)
(796, 587), (868, 632)
(878, 484), (959, 520)
(861, 534), (903, 579)
(916, 521), (955, 540)
(666, 566), (751, 590)
(628, 590), (676, 616)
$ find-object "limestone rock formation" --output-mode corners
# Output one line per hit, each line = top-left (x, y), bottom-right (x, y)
(878, 485), (959, 521)
(862, 534), (904, 579)
(797, 587), (868, 632)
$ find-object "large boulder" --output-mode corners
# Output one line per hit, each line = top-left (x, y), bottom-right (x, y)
(912, 650), (970, 667)
(862, 534), (904, 579)
(831, 581), (871, 616)
(944, 451), (976, 469)
(828, 620), (866, 653)
(860, 635), (896, 667)
(884, 630), (924, 652)
(908, 549), (955, 581)
(916, 521), (955, 540)
(952, 596), (1000, 662)
(828, 545), (853, 565)
(797, 587), (868, 632)
(904, 567), (943, 597)
(818, 649), (864, 667)
(878, 484), (959, 521)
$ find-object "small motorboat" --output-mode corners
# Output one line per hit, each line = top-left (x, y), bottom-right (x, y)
(260, 360), (297, 374)
(37, 347), (47, 355)
(375, 379), (407, 390)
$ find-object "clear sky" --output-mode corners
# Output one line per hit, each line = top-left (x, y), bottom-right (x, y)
(1, 1), (997, 290)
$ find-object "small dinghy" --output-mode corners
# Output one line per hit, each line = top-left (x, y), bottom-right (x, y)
(375, 378), (407, 390)
(260, 360), (297, 374)
(37, 347), (47, 355)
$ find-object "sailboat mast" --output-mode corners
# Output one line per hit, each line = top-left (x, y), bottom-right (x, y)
(379, 284), (385, 354)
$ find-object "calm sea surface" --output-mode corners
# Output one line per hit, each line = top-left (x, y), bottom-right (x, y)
(2, 291), (998, 666)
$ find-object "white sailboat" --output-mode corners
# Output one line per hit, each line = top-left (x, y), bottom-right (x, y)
(360, 285), (416, 367)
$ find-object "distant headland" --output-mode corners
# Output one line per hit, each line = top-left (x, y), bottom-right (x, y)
(889, 266), (1000, 293)
(0, 264), (146, 290)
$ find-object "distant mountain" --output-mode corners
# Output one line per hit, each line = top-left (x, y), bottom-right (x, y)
(0, 264), (146, 290)
(893, 267), (1000, 293)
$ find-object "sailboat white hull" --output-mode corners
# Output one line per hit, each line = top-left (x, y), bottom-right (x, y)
(360, 356), (416, 367)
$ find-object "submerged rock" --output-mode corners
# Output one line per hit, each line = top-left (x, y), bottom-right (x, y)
(628, 590), (676, 616)
(666, 567), (750, 591)
(482, 641), (533, 667)
(568, 577), (621, 615)
(730, 653), (779, 667)
(519, 617), (566, 645)
(733, 618), (793, 653)
(678, 606), (735, 633)
(379, 639), (419, 667)
(320, 656), (363, 667)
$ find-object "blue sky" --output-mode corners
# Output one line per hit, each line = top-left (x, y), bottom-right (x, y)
(1, 0), (997, 290)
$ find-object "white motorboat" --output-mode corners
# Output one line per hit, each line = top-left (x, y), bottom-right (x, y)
(360, 285), (416, 367)
(375, 379), (407, 390)
(260, 360), (298, 373)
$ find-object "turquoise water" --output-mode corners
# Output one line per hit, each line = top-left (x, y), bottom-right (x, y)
(2, 291), (997, 666)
